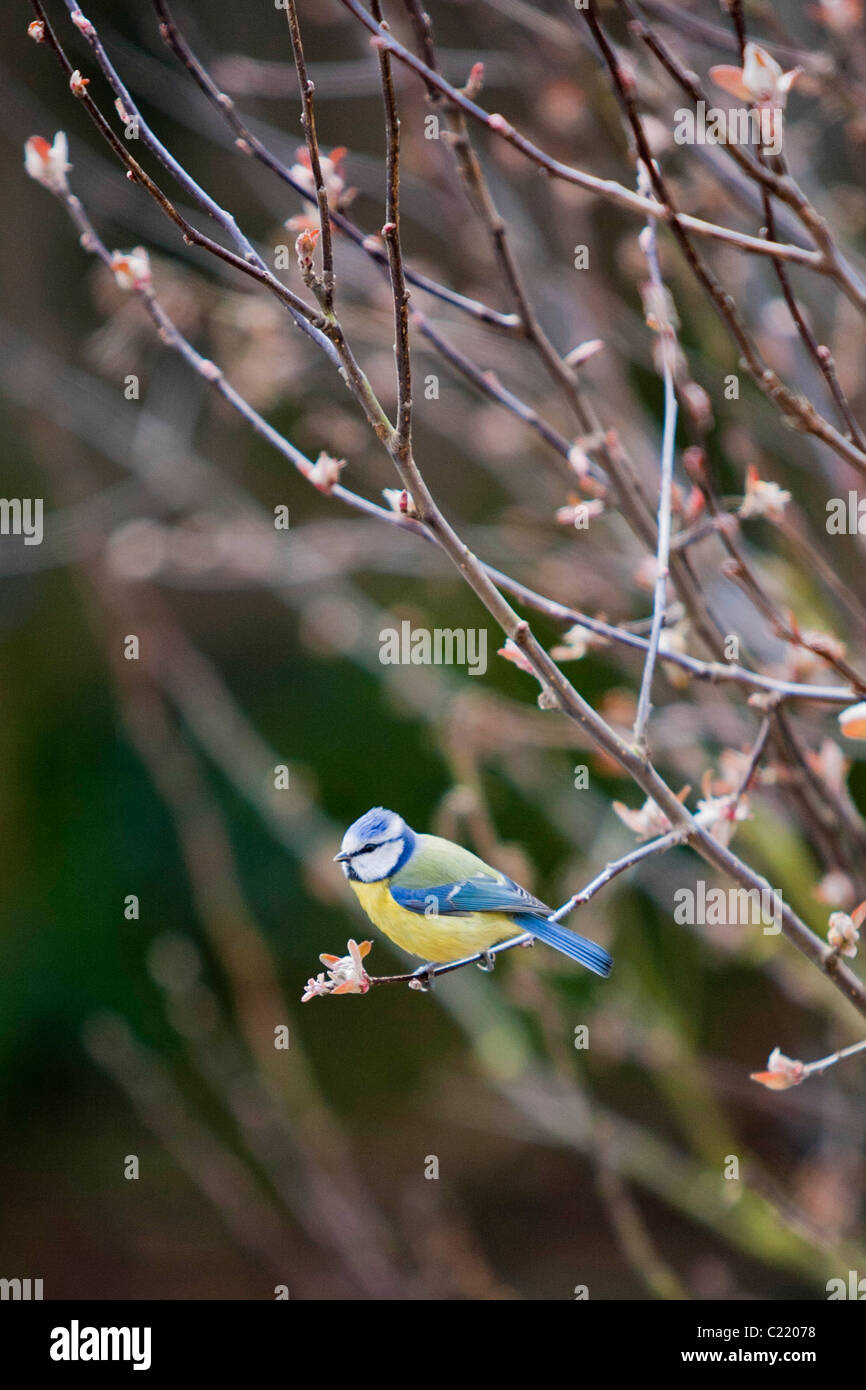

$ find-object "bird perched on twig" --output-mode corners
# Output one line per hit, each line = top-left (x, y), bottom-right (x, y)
(335, 807), (612, 983)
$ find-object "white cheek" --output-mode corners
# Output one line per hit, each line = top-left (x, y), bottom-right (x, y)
(355, 842), (402, 882)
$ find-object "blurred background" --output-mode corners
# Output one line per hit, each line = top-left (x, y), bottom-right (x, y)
(3, 0), (866, 1299)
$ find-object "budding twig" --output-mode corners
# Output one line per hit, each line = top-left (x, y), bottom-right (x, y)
(336, 0), (827, 270)
(282, 0), (336, 310)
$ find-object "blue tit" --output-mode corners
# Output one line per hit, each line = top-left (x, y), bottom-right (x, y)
(334, 807), (612, 976)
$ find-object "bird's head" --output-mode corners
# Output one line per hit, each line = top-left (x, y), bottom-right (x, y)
(334, 807), (415, 882)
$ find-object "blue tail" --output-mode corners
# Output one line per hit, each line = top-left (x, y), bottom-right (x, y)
(516, 914), (612, 977)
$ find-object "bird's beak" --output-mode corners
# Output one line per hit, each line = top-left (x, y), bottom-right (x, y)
(334, 851), (351, 863)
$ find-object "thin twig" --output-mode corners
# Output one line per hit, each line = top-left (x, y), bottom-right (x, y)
(803, 1037), (866, 1079)
(372, 0), (413, 459)
(282, 0), (336, 309)
(633, 194), (679, 752)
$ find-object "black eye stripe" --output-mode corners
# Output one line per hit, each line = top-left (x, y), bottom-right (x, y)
(353, 837), (399, 856)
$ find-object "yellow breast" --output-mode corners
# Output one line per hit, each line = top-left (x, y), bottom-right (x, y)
(349, 878), (516, 962)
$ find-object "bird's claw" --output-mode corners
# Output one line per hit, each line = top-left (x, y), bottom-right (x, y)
(476, 950), (496, 973)
(410, 961), (437, 992)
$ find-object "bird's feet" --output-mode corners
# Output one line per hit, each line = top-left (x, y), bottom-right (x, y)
(476, 950), (496, 973)
(409, 961), (437, 992)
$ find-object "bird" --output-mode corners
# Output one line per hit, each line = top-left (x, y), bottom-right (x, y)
(334, 807), (612, 980)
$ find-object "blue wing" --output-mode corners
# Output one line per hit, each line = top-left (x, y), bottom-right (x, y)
(390, 877), (612, 978)
(390, 875), (548, 918)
